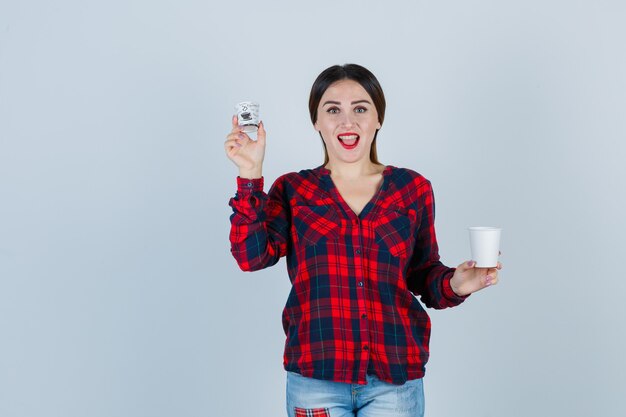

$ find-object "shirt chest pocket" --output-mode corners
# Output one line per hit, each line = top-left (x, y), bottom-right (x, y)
(292, 205), (340, 247)
(374, 207), (416, 259)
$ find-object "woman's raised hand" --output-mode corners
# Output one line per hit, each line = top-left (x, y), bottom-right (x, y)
(224, 115), (266, 179)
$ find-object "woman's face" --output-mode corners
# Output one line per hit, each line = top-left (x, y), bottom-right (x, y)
(315, 79), (381, 166)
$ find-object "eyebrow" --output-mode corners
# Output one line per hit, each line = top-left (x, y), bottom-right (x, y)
(322, 99), (372, 106)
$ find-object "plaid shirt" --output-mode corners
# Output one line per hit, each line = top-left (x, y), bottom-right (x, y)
(229, 165), (468, 385)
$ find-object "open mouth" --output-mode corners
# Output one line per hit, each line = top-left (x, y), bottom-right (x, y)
(337, 133), (360, 150)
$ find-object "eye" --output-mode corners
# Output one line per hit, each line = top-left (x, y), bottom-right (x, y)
(354, 107), (367, 113)
(327, 107), (340, 114)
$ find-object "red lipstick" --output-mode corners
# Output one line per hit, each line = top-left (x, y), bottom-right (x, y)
(337, 132), (360, 150)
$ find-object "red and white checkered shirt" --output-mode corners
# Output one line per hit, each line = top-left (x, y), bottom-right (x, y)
(229, 165), (468, 385)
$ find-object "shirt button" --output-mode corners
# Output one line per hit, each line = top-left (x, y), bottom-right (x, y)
(363, 345), (369, 351)
(358, 281), (364, 287)
(355, 249), (361, 255)
(361, 314), (367, 319)
(247, 182), (253, 187)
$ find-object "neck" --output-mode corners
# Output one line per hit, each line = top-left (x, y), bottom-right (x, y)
(325, 159), (382, 180)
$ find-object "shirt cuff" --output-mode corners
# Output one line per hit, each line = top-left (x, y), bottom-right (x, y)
(237, 176), (264, 193)
(442, 268), (470, 303)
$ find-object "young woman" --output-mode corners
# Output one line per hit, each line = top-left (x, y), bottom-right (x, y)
(224, 64), (501, 417)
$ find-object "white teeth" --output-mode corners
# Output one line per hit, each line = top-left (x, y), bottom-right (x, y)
(338, 135), (358, 141)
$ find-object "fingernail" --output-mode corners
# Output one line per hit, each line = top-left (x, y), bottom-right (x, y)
(468, 261), (474, 267)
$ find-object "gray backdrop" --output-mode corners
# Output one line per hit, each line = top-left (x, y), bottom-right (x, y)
(1, 1), (625, 416)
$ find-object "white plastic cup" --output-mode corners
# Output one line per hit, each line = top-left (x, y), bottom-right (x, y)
(468, 227), (501, 268)
(235, 101), (260, 133)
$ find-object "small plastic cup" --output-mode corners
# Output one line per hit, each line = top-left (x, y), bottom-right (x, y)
(468, 227), (501, 268)
(235, 101), (260, 133)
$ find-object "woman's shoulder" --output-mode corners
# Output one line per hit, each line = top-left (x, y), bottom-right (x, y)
(278, 167), (321, 181)
(388, 166), (431, 189)
(269, 167), (324, 188)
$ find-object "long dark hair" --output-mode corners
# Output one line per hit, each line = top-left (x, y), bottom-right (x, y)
(308, 64), (386, 165)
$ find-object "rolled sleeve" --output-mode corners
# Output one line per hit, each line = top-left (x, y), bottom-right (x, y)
(236, 176), (264, 194)
(441, 268), (470, 304)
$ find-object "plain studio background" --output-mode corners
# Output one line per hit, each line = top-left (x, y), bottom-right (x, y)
(1, 1), (624, 416)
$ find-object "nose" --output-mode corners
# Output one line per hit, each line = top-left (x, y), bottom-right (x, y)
(339, 112), (355, 128)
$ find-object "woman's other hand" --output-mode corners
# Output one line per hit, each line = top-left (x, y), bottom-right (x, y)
(224, 115), (266, 179)
(449, 258), (502, 297)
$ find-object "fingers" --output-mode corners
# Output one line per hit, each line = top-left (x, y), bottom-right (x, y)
(484, 275), (494, 287)
(224, 136), (242, 154)
(484, 272), (499, 287)
(257, 120), (266, 144)
(457, 260), (476, 272)
(224, 138), (242, 151)
(225, 130), (251, 146)
(484, 265), (500, 287)
(488, 255), (502, 288)
(231, 115), (247, 135)
(224, 126), (251, 155)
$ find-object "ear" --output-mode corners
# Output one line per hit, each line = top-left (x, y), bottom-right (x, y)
(314, 121), (319, 131)
(377, 122), (382, 130)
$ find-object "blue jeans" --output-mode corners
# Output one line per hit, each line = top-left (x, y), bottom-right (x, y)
(286, 371), (425, 417)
